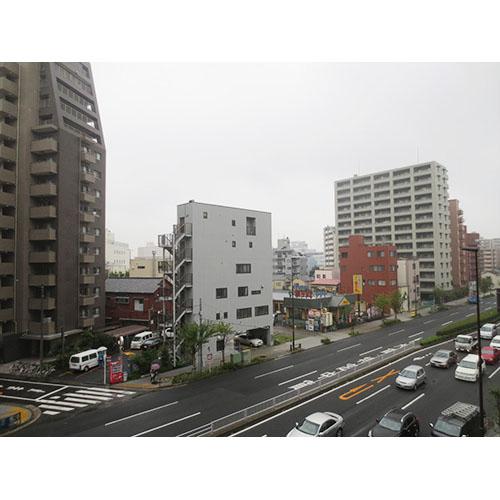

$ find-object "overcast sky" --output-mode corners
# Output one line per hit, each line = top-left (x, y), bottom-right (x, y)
(92, 63), (500, 255)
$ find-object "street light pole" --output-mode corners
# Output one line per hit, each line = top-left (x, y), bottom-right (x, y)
(290, 258), (296, 351)
(39, 284), (45, 368)
(462, 246), (485, 436)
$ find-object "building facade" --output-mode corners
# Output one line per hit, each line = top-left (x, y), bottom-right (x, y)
(129, 256), (164, 278)
(0, 62), (105, 362)
(323, 225), (337, 269)
(175, 201), (273, 344)
(479, 238), (500, 275)
(105, 229), (130, 275)
(273, 237), (309, 280)
(397, 258), (420, 312)
(339, 235), (398, 306)
(335, 162), (451, 301)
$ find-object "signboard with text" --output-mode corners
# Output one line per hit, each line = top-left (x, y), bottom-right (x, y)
(353, 274), (363, 295)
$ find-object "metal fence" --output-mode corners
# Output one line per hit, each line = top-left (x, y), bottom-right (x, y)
(208, 340), (420, 434)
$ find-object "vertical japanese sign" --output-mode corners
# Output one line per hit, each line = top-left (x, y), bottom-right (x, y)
(353, 274), (363, 295)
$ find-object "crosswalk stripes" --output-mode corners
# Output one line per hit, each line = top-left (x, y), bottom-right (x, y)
(39, 387), (136, 416)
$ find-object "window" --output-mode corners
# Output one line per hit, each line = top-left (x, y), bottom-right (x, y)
(367, 251), (373, 257)
(378, 280), (386, 286)
(232, 241), (236, 248)
(95, 248), (100, 255)
(369, 265), (385, 272)
(341, 252), (348, 259)
(249, 241), (253, 248)
(367, 280), (376, 286)
(203, 211), (208, 219)
(251, 290), (261, 295)
(95, 190), (101, 198)
(246, 217), (256, 236)
(223, 312), (228, 319)
(232, 219), (236, 226)
(96, 152), (101, 161)
(216, 313), (221, 320)
(93, 307), (100, 317)
(236, 307), (252, 319)
(216, 288), (228, 299)
(115, 296), (129, 304)
(95, 228), (101, 236)
(255, 305), (269, 316)
(390, 280), (397, 286)
(94, 287), (100, 297)
(236, 263), (251, 274)
(377, 250), (385, 257)
(390, 265), (397, 272)
(238, 286), (248, 297)
(389, 250), (396, 257)
(134, 299), (144, 311)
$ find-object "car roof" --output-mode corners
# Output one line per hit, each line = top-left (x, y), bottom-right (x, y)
(305, 412), (333, 425)
(462, 353), (479, 361)
(71, 349), (97, 356)
(434, 349), (452, 355)
(492, 335), (500, 341)
(384, 408), (407, 420)
(481, 323), (495, 327)
(402, 364), (422, 372)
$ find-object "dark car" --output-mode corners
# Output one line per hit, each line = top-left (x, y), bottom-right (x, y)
(368, 409), (420, 437)
(430, 402), (481, 437)
(141, 337), (163, 350)
(481, 346), (500, 365)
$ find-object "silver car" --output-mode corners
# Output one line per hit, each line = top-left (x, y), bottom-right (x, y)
(430, 349), (458, 368)
(287, 412), (344, 437)
(395, 365), (426, 390)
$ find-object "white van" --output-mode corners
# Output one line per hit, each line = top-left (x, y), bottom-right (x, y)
(455, 334), (478, 353)
(130, 331), (158, 350)
(69, 349), (100, 372)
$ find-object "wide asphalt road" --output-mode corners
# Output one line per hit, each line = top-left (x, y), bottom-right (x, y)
(11, 297), (498, 436)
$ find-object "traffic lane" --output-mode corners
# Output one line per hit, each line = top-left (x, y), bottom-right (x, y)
(0, 377), (80, 402)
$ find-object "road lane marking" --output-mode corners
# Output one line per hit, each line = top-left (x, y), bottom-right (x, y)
(176, 423), (212, 437)
(230, 338), (456, 436)
(388, 329), (405, 336)
(441, 321), (453, 326)
(339, 383), (373, 400)
(360, 346), (383, 356)
(489, 366), (500, 379)
(278, 371), (318, 386)
(74, 390), (113, 400)
(401, 393), (425, 410)
(89, 387), (135, 395)
(105, 401), (179, 426)
(423, 320), (434, 324)
(425, 362), (431, 366)
(65, 396), (100, 405)
(254, 365), (294, 379)
(0, 395), (38, 402)
(408, 331), (424, 338)
(38, 399), (87, 408)
(338, 343), (361, 352)
(42, 410), (59, 416)
(36, 385), (68, 401)
(39, 404), (73, 412)
(133, 412), (201, 437)
(466, 313), (474, 317)
(355, 384), (391, 405)
(449, 312), (459, 316)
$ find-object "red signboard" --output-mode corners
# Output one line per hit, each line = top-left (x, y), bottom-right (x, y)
(108, 357), (124, 384)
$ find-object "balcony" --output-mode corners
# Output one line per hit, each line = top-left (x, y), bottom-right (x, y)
(0, 144), (16, 162)
(30, 183), (57, 197)
(81, 172), (96, 184)
(29, 250), (56, 263)
(29, 274), (56, 287)
(30, 160), (58, 176)
(0, 238), (14, 252)
(30, 206), (56, 219)
(29, 297), (56, 310)
(0, 167), (15, 184)
(80, 233), (95, 244)
(0, 77), (18, 98)
(30, 228), (56, 241)
(0, 286), (13, 300)
(81, 151), (96, 164)
(0, 262), (14, 275)
(0, 63), (19, 78)
(80, 254), (95, 264)
(0, 122), (16, 141)
(80, 192), (95, 204)
(0, 308), (14, 321)
(80, 295), (95, 306)
(80, 212), (95, 223)
(0, 214), (14, 229)
(0, 98), (17, 117)
(31, 138), (58, 155)
(31, 123), (58, 134)
(80, 274), (95, 285)
(29, 320), (56, 335)
(0, 191), (15, 207)
(80, 317), (95, 328)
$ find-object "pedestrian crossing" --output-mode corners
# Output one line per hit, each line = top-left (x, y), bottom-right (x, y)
(38, 387), (135, 416)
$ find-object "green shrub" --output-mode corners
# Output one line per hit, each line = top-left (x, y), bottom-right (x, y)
(436, 310), (500, 337)
(321, 337), (331, 345)
(131, 349), (161, 375)
(382, 318), (401, 327)
(348, 330), (360, 337)
(420, 335), (442, 347)
(273, 334), (292, 346)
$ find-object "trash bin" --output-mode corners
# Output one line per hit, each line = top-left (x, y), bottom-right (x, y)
(230, 352), (242, 365)
(241, 349), (251, 365)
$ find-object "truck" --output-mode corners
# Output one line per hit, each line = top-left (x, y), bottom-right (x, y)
(454, 333), (478, 353)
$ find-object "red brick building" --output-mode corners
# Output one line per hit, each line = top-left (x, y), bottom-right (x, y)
(105, 278), (172, 328)
(339, 235), (398, 306)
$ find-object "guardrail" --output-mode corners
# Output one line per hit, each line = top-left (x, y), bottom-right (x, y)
(205, 340), (420, 435)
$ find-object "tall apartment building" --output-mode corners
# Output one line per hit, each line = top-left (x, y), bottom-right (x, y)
(335, 162), (451, 302)
(0, 62), (105, 362)
(479, 238), (500, 274)
(175, 201), (273, 345)
(105, 229), (130, 275)
(273, 237), (309, 280)
(323, 225), (337, 269)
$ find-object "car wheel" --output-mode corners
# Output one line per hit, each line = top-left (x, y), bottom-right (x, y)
(84, 366), (89, 372)
(336, 428), (343, 437)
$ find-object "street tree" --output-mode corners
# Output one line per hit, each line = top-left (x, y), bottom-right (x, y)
(389, 290), (405, 320)
(480, 276), (494, 295)
(433, 287), (445, 305)
(212, 321), (234, 364)
(374, 294), (390, 318)
(178, 321), (217, 371)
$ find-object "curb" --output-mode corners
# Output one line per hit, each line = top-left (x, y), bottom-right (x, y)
(1, 404), (41, 437)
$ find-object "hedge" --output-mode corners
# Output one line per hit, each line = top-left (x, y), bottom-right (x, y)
(436, 309), (500, 337)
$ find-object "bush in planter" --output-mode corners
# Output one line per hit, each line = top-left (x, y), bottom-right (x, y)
(382, 318), (401, 327)
(348, 330), (360, 337)
(321, 337), (331, 345)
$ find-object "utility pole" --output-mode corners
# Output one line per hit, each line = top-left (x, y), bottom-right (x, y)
(152, 250), (156, 278)
(290, 258), (296, 351)
(39, 284), (45, 368)
(162, 244), (166, 345)
(198, 297), (203, 371)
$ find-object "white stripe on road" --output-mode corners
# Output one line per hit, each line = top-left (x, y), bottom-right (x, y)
(74, 390), (113, 400)
(489, 366), (500, 380)
(133, 412), (201, 437)
(388, 329), (405, 336)
(38, 399), (87, 408)
(49, 396), (61, 400)
(254, 365), (294, 379)
(423, 320), (434, 324)
(338, 343), (361, 352)
(466, 313), (474, 317)
(425, 362), (431, 366)
(355, 384), (391, 405)
(105, 401), (179, 426)
(401, 393), (425, 410)
(176, 423), (212, 437)
(39, 404), (74, 412)
(278, 371), (318, 386)
(89, 387), (135, 395)
(441, 321), (453, 326)
(36, 386), (68, 401)
(42, 410), (59, 416)
(449, 312), (459, 316)
(64, 396), (100, 404)
(360, 346), (383, 356)
(408, 331), (424, 338)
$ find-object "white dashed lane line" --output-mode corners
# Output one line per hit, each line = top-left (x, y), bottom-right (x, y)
(360, 346), (383, 356)
(489, 366), (500, 379)
(423, 320), (434, 324)
(388, 329), (405, 336)
(338, 343), (361, 352)
(278, 371), (318, 386)
(401, 393), (425, 410)
(441, 321), (453, 326)
(355, 384), (391, 405)
(254, 365), (294, 379)
(408, 331), (424, 338)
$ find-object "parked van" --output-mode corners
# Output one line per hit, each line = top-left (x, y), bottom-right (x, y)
(430, 402), (481, 437)
(130, 331), (158, 350)
(69, 349), (100, 372)
(455, 334), (478, 353)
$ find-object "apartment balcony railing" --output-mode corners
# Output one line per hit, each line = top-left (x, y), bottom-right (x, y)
(80, 274), (95, 285)
(29, 251), (56, 263)
(31, 138), (58, 155)
(0, 144), (16, 162)
(81, 151), (96, 164)
(0, 308), (14, 321)
(0, 77), (18, 98)
(80, 254), (96, 264)
(29, 297), (56, 310)
(31, 160), (58, 176)
(0, 122), (16, 141)
(29, 274), (56, 287)
(0, 97), (17, 117)
(0, 286), (14, 300)
(29, 320), (56, 335)
(80, 233), (95, 244)
(30, 206), (56, 219)
(0, 238), (15, 252)
(30, 183), (57, 197)
(80, 192), (95, 204)
(30, 228), (56, 241)
(0, 262), (15, 275)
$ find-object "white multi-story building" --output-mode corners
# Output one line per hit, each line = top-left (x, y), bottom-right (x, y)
(105, 229), (131, 275)
(175, 201), (273, 345)
(323, 225), (337, 269)
(272, 237), (309, 279)
(334, 161), (452, 301)
(137, 241), (163, 259)
(479, 238), (500, 274)
(397, 258), (421, 312)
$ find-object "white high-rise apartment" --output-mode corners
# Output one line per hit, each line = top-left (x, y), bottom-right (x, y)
(334, 161), (452, 301)
(105, 229), (131, 274)
(323, 225), (337, 269)
(176, 201), (273, 344)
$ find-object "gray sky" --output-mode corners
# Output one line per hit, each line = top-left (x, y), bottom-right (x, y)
(92, 63), (500, 254)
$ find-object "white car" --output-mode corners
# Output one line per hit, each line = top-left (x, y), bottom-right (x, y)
(480, 323), (497, 340)
(454, 354), (485, 382)
(235, 333), (264, 348)
(490, 335), (500, 350)
(395, 365), (426, 390)
(287, 412), (344, 437)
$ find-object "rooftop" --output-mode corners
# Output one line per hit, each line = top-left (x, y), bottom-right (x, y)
(106, 278), (163, 294)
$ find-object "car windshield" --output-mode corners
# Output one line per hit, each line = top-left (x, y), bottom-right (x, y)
(456, 336), (472, 344)
(399, 369), (416, 378)
(482, 325), (493, 331)
(379, 416), (401, 432)
(459, 360), (477, 370)
(434, 418), (461, 436)
(132, 335), (142, 342)
(434, 351), (448, 358)
(298, 419), (320, 436)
